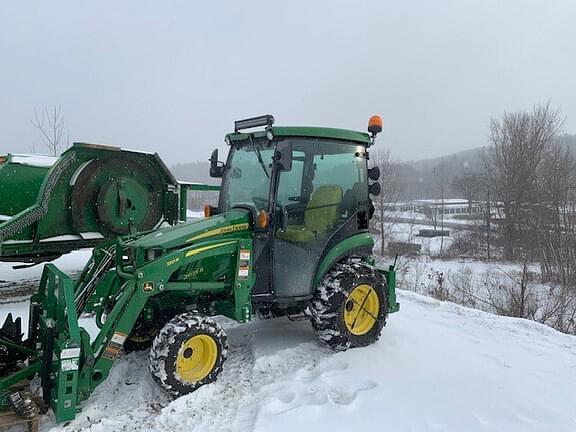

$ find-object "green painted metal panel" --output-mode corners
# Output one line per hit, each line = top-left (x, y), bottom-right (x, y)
(377, 267), (400, 314)
(0, 155), (51, 219)
(180, 182), (221, 192)
(386, 267), (400, 313)
(129, 209), (251, 250)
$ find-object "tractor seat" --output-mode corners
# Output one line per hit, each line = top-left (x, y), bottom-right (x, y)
(279, 184), (343, 243)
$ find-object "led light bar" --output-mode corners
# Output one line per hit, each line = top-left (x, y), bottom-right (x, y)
(234, 114), (275, 133)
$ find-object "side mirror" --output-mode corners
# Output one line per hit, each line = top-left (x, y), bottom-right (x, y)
(368, 166), (381, 181)
(369, 182), (381, 196)
(209, 149), (224, 178)
(273, 142), (292, 172)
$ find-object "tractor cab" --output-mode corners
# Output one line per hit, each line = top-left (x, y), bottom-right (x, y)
(209, 115), (382, 302)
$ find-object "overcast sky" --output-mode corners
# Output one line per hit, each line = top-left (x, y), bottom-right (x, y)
(1, 0), (575, 165)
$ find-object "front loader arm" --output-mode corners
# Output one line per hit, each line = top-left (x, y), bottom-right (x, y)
(77, 236), (255, 405)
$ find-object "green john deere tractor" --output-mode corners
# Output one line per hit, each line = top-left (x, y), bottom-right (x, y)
(0, 115), (398, 424)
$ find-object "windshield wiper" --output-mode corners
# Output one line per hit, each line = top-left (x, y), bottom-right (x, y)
(250, 135), (270, 179)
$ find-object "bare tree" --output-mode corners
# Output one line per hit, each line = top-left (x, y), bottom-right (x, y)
(481, 171), (494, 260)
(31, 105), (68, 156)
(433, 159), (449, 253)
(370, 149), (401, 256)
(535, 142), (576, 332)
(485, 101), (564, 260)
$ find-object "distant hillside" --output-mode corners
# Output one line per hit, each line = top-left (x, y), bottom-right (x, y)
(408, 146), (485, 173)
(170, 161), (219, 186)
(395, 134), (576, 200)
(394, 147), (485, 200)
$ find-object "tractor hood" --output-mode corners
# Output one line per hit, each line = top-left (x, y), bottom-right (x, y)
(128, 209), (252, 251)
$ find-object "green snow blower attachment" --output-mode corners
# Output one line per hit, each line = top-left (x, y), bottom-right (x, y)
(0, 116), (398, 426)
(0, 144), (218, 264)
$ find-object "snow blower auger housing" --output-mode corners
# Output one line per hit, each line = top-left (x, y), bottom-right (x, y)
(0, 144), (219, 264)
(0, 115), (398, 423)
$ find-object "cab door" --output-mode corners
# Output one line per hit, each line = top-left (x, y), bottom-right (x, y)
(271, 139), (369, 299)
(271, 149), (311, 298)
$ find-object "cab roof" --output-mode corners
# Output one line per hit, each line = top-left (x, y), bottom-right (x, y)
(225, 126), (371, 146)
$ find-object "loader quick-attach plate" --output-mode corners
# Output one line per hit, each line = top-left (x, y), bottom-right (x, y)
(0, 264), (82, 423)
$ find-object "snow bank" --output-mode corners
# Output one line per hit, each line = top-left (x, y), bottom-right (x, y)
(10, 154), (58, 168)
(383, 221), (455, 256)
(0, 249), (91, 284)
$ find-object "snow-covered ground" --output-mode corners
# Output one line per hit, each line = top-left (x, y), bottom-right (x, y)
(0, 249), (92, 285)
(1, 215), (575, 431)
(387, 210), (485, 226)
(379, 221), (458, 256)
(2, 290), (575, 432)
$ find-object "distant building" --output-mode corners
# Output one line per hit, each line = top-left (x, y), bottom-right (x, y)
(413, 199), (483, 216)
(385, 199), (488, 216)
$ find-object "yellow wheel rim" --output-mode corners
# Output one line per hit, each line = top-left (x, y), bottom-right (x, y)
(176, 334), (218, 383)
(343, 284), (380, 336)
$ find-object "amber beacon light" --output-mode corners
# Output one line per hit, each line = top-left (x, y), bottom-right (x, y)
(368, 115), (383, 136)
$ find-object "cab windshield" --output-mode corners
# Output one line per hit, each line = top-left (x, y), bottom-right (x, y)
(219, 140), (274, 212)
(219, 137), (369, 215)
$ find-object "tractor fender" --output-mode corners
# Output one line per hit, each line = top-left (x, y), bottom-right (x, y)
(312, 233), (374, 288)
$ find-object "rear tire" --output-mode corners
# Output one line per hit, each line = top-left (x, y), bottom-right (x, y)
(149, 313), (228, 396)
(307, 257), (388, 351)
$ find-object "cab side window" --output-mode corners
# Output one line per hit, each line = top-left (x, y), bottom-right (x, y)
(275, 151), (305, 206)
(312, 142), (368, 219)
(275, 140), (368, 244)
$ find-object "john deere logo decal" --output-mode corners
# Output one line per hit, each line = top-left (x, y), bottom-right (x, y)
(186, 223), (249, 242)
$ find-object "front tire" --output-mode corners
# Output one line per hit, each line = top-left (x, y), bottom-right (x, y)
(307, 257), (388, 351)
(149, 313), (228, 396)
